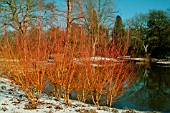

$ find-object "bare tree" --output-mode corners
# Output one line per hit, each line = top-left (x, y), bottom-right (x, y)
(0, 0), (57, 34)
(79, 0), (114, 56)
(0, 0), (40, 34)
(65, 0), (85, 38)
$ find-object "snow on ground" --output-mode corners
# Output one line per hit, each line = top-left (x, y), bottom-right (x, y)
(0, 76), (156, 113)
(156, 61), (170, 65)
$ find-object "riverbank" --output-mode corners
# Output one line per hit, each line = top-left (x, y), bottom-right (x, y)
(0, 76), (159, 113)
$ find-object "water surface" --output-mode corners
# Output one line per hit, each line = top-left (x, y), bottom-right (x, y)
(112, 64), (170, 113)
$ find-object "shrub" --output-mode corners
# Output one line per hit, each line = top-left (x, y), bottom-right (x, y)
(0, 26), (137, 107)
(1, 29), (49, 107)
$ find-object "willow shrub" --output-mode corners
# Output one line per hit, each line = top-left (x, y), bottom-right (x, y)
(0, 26), (137, 107)
(0, 28), (50, 108)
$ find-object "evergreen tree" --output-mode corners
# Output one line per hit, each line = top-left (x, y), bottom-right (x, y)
(112, 15), (125, 44)
(147, 10), (170, 58)
(114, 15), (124, 37)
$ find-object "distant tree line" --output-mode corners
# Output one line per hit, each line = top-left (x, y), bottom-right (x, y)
(0, 0), (169, 59)
(126, 9), (170, 59)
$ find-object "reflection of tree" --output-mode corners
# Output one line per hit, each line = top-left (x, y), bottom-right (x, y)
(143, 62), (150, 86)
(120, 64), (170, 112)
(146, 65), (170, 111)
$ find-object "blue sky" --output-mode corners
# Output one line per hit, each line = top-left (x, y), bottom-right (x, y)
(50, 0), (170, 21)
(115, 0), (170, 20)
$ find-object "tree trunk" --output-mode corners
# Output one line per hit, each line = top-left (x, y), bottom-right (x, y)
(67, 0), (72, 38)
(92, 42), (96, 57)
(145, 53), (151, 63)
(143, 43), (151, 62)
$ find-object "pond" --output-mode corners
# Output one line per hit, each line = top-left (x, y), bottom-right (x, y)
(112, 63), (170, 113)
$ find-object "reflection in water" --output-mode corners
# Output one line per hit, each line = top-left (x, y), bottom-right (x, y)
(112, 64), (170, 112)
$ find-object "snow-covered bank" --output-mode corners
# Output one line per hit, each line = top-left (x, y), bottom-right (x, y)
(0, 77), (158, 113)
(156, 61), (170, 65)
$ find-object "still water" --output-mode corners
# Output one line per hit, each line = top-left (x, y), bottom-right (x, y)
(44, 62), (170, 112)
(112, 64), (170, 112)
